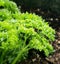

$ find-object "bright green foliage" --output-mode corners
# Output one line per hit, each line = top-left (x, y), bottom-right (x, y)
(0, 9), (12, 21)
(0, 0), (55, 64)
(0, 13), (55, 64)
(0, 0), (20, 21)
(0, 0), (19, 13)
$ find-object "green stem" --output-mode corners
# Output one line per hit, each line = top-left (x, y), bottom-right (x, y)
(12, 45), (30, 64)
(0, 50), (7, 64)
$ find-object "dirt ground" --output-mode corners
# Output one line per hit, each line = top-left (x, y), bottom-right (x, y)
(19, 8), (60, 64)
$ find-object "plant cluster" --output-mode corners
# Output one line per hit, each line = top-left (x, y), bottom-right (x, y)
(0, 0), (20, 21)
(0, 0), (55, 64)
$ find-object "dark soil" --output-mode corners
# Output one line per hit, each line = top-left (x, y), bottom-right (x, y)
(19, 7), (60, 64)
